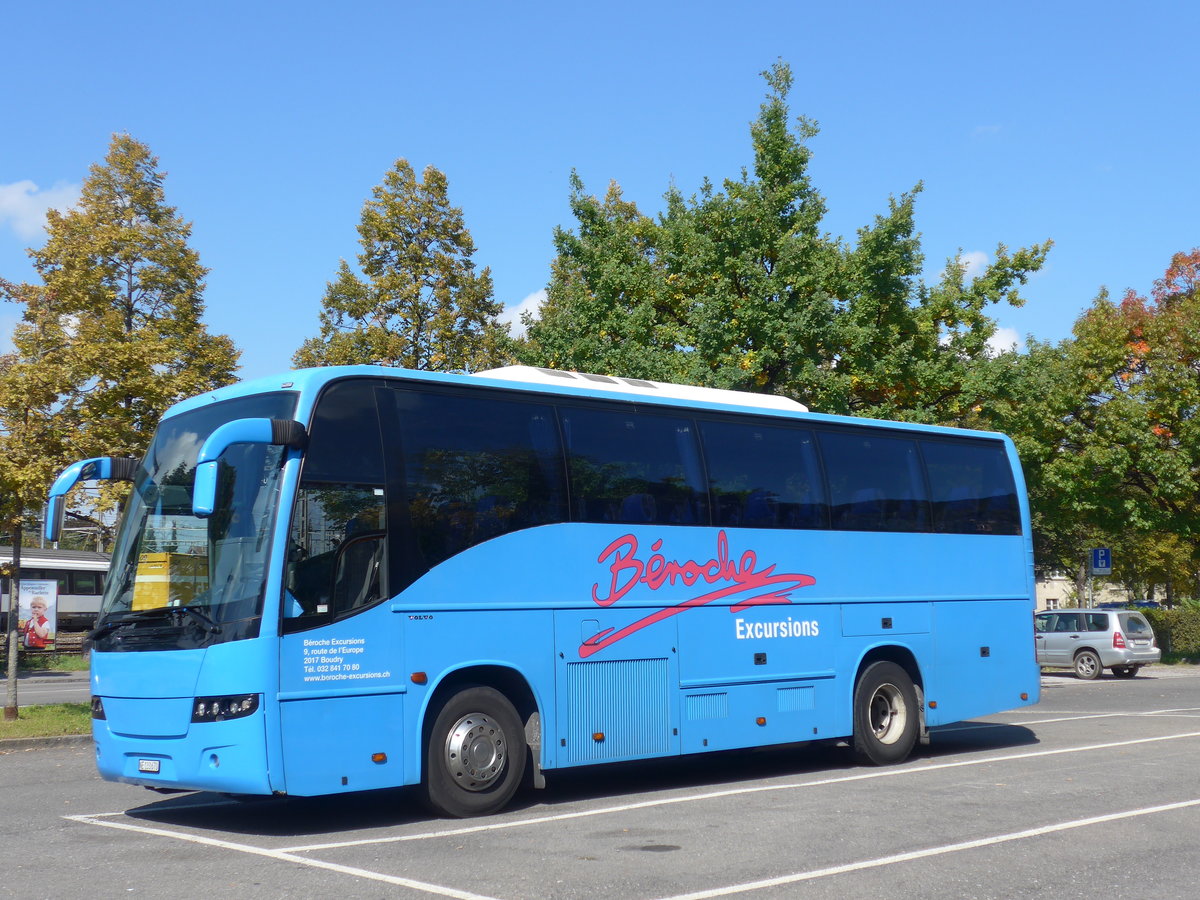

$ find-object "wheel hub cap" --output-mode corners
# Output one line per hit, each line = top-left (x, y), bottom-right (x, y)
(444, 713), (507, 791)
(869, 683), (907, 744)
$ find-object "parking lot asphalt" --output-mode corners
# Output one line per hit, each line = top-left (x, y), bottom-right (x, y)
(2, 667), (1198, 899)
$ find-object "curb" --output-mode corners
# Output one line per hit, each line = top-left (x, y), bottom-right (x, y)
(0, 733), (92, 751)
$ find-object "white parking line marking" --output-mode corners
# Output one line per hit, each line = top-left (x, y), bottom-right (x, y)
(975, 707), (1200, 726)
(279, 728), (1200, 852)
(1137, 710), (1200, 720)
(652, 798), (1200, 900)
(62, 814), (502, 900)
(65, 728), (1200, 897)
(1012, 711), (1190, 725)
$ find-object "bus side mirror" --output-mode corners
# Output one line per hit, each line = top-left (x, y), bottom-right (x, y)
(192, 418), (307, 518)
(45, 495), (66, 545)
(45, 457), (139, 543)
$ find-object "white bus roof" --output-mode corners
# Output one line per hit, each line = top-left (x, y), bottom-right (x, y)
(475, 366), (808, 413)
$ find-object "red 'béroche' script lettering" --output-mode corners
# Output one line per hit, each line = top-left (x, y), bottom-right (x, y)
(581, 530), (816, 658)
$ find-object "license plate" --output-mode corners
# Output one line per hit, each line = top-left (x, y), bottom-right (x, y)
(138, 759), (161, 774)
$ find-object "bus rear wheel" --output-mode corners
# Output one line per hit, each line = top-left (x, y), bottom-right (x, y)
(852, 661), (919, 766)
(422, 686), (526, 818)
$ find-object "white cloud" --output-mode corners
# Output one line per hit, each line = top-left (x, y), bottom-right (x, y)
(959, 250), (989, 279)
(987, 326), (1022, 357)
(499, 289), (546, 339)
(0, 179), (80, 240)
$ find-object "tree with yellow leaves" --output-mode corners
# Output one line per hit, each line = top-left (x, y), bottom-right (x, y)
(1, 135), (239, 714)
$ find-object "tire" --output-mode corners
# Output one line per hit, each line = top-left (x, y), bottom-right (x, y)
(1073, 649), (1102, 680)
(852, 661), (919, 766)
(1112, 665), (1139, 679)
(422, 686), (526, 818)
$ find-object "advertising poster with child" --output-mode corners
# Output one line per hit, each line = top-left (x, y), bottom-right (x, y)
(18, 579), (57, 651)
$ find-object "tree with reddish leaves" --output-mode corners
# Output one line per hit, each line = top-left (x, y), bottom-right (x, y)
(990, 248), (1200, 601)
(1154, 248), (1200, 304)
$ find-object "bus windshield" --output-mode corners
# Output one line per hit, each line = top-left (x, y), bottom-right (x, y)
(95, 392), (297, 650)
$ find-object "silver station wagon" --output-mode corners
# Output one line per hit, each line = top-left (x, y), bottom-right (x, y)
(1034, 610), (1161, 679)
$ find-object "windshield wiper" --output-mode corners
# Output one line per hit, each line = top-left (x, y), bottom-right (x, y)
(90, 605), (223, 641)
(88, 609), (163, 641)
(174, 606), (223, 635)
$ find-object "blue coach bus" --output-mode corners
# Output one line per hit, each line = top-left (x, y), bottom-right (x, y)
(48, 365), (1039, 817)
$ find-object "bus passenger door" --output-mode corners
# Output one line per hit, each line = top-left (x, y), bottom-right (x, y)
(276, 518), (408, 801)
(275, 378), (408, 796)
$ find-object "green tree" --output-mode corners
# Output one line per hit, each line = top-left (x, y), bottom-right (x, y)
(988, 249), (1200, 600)
(1110, 531), (1193, 604)
(525, 178), (681, 381)
(987, 339), (1112, 595)
(523, 61), (1050, 424)
(1104, 250), (1200, 595)
(294, 160), (511, 372)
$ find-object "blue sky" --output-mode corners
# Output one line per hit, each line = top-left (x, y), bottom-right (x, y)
(2, 1), (1197, 384)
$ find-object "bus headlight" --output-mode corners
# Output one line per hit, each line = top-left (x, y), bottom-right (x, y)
(91, 696), (106, 720)
(191, 695), (259, 723)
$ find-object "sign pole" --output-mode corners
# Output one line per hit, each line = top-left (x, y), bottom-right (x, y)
(1087, 548), (1112, 610)
(4, 524), (22, 721)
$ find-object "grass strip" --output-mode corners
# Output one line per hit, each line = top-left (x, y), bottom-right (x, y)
(0, 652), (91, 673)
(0, 703), (91, 740)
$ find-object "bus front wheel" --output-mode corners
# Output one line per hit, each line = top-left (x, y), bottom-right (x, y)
(422, 686), (526, 818)
(852, 661), (919, 766)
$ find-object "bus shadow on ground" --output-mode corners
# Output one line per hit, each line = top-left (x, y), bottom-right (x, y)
(123, 721), (1036, 838)
(1039, 669), (1168, 681)
(924, 721), (1038, 756)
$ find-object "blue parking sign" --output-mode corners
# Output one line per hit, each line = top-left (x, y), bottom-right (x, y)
(1091, 548), (1112, 575)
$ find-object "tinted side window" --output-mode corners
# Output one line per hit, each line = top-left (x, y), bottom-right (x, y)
(300, 381), (386, 485)
(1034, 614), (1051, 633)
(389, 388), (566, 576)
(819, 432), (930, 532)
(286, 380), (388, 629)
(562, 407), (707, 526)
(702, 420), (827, 529)
(1052, 613), (1084, 632)
(1084, 613), (1110, 632)
(922, 439), (1020, 535)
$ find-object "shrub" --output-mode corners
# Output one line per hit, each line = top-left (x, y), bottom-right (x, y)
(1143, 606), (1200, 658)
